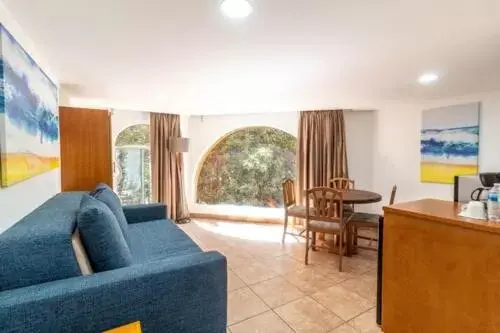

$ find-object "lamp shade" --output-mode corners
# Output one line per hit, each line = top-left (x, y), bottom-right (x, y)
(168, 137), (190, 153)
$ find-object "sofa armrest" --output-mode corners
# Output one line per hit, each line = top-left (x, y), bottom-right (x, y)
(0, 251), (227, 333)
(122, 203), (168, 224)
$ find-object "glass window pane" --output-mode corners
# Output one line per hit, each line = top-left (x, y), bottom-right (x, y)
(196, 127), (296, 208)
(114, 124), (151, 205)
(142, 149), (151, 204)
(116, 147), (149, 205)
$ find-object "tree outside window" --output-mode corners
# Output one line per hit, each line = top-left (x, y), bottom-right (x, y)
(115, 125), (151, 205)
(196, 127), (296, 208)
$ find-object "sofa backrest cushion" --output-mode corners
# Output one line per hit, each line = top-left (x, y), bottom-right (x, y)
(0, 192), (84, 292)
(92, 183), (130, 245)
(77, 195), (133, 272)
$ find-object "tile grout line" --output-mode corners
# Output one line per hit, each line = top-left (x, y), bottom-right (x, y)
(245, 283), (299, 333)
(230, 267), (281, 287)
(345, 305), (377, 330)
(270, 308), (299, 333)
(272, 295), (348, 333)
(227, 287), (271, 328)
(306, 283), (375, 325)
(192, 222), (379, 332)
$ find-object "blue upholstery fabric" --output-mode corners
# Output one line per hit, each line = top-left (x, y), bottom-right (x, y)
(0, 251), (227, 333)
(0, 192), (84, 292)
(123, 203), (168, 224)
(0, 191), (227, 332)
(78, 195), (133, 272)
(92, 183), (130, 244)
(127, 219), (201, 263)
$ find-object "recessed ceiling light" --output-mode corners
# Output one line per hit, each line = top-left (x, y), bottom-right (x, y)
(418, 73), (439, 85)
(221, 0), (253, 19)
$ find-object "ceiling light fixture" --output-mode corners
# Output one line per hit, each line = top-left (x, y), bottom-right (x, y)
(418, 73), (439, 85)
(220, 0), (253, 19)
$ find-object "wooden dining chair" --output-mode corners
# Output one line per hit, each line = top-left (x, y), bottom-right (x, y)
(331, 177), (355, 212)
(349, 185), (397, 251)
(281, 179), (307, 243)
(305, 187), (353, 272)
(331, 178), (355, 191)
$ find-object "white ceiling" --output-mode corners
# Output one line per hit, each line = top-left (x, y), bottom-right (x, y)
(3, 0), (500, 114)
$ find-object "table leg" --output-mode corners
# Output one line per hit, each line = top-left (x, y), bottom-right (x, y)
(346, 224), (354, 257)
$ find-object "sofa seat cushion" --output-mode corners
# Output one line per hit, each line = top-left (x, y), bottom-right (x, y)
(127, 219), (201, 263)
(77, 195), (133, 272)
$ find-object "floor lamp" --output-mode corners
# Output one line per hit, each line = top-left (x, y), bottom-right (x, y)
(167, 137), (190, 224)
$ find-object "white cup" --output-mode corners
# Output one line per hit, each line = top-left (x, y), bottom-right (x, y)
(461, 201), (487, 220)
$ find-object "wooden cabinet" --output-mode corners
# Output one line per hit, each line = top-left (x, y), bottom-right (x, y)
(382, 199), (500, 333)
(59, 107), (112, 191)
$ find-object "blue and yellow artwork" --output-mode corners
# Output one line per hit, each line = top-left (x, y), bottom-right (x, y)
(0, 24), (59, 187)
(421, 102), (480, 184)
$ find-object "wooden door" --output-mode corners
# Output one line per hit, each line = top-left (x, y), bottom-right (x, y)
(59, 107), (112, 191)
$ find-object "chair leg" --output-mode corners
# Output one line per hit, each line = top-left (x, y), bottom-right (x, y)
(305, 230), (310, 265)
(338, 228), (343, 272)
(311, 231), (317, 251)
(282, 212), (288, 244)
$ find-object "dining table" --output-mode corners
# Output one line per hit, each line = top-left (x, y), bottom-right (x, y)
(305, 188), (383, 256)
(325, 189), (383, 205)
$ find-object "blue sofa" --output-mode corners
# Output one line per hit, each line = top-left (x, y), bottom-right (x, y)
(0, 191), (227, 333)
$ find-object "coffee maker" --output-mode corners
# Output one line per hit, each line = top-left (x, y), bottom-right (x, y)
(471, 172), (500, 201)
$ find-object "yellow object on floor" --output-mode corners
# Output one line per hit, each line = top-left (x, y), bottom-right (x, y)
(104, 321), (141, 333)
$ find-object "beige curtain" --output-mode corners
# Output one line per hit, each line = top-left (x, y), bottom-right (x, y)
(297, 110), (349, 203)
(150, 113), (189, 222)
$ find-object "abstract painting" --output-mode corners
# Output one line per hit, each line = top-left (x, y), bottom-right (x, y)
(421, 102), (480, 184)
(0, 24), (59, 187)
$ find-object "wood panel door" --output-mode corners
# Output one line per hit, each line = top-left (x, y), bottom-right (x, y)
(59, 107), (112, 191)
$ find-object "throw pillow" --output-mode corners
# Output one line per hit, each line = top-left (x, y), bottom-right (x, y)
(77, 194), (133, 272)
(92, 183), (130, 245)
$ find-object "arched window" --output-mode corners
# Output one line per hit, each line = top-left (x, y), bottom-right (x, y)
(115, 124), (151, 205)
(196, 127), (296, 208)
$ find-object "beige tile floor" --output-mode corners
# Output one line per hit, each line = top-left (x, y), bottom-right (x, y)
(180, 220), (382, 333)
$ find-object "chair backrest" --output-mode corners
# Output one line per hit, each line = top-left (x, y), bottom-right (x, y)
(306, 187), (344, 224)
(282, 179), (296, 208)
(331, 178), (355, 191)
(389, 185), (398, 205)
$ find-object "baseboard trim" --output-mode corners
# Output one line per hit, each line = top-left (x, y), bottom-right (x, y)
(190, 213), (282, 224)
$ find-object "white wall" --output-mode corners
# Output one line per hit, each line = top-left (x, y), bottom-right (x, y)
(372, 90), (500, 210)
(111, 109), (150, 144)
(186, 111), (376, 218)
(0, 2), (59, 233)
(345, 111), (375, 192)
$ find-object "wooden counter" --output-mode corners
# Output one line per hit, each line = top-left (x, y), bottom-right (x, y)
(382, 199), (500, 333)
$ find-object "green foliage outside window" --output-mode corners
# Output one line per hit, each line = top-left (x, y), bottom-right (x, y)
(115, 125), (151, 205)
(116, 124), (150, 146)
(197, 127), (296, 208)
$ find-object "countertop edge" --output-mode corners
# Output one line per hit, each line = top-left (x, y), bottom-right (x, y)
(383, 199), (500, 235)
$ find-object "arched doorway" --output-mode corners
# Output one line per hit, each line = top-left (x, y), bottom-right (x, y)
(196, 126), (296, 208)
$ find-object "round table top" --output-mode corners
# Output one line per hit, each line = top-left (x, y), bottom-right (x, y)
(325, 189), (383, 204)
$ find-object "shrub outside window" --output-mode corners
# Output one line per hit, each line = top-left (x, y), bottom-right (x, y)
(196, 127), (296, 208)
(115, 125), (151, 205)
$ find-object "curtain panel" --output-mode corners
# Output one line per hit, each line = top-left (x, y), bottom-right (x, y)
(297, 110), (349, 203)
(150, 113), (189, 222)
